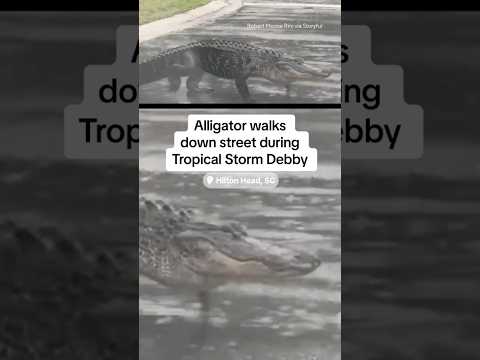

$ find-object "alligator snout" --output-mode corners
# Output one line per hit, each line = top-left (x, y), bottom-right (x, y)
(267, 252), (321, 276)
(288, 62), (332, 80)
(261, 59), (332, 86)
(292, 253), (322, 274)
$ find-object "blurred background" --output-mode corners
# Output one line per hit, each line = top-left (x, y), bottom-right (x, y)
(342, 11), (480, 360)
(0, 12), (138, 359)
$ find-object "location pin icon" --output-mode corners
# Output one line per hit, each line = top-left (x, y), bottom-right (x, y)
(206, 175), (214, 185)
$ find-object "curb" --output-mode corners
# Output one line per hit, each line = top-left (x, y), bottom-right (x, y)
(139, 0), (243, 43)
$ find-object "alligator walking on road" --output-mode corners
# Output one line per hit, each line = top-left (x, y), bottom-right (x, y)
(139, 39), (332, 101)
(139, 196), (321, 290)
(140, 196), (321, 350)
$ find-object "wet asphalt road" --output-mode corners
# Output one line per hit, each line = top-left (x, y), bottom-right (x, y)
(140, 1), (340, 104)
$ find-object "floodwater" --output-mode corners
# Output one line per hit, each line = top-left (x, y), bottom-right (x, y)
(139, 1), (340, 104)
(139, 109), (341, 359)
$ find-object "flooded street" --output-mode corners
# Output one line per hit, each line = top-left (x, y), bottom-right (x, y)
(140, 1), (340, 104)
(139, 109), (341, 359)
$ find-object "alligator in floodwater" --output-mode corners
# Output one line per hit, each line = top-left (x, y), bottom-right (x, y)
(139, 197), (321, 290)
(139, 39), (332, 101)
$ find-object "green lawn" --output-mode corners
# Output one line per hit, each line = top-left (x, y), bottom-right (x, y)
(140, 0), (211, 24)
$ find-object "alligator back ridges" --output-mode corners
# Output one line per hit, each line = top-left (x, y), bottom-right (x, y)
(139, 39), (284, 65)
(139, 197), (211, 287)
(139, 196), (248, 251)
(139, 39), (288, 86)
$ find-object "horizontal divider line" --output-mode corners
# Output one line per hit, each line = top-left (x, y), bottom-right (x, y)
(139, 103), (341, 109)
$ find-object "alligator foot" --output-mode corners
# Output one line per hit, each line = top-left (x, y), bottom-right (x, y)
(186, 71), (213, 93)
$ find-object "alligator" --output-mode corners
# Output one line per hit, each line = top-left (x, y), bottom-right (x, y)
(139, 196), (321, 290)
(139, 196), (321, 348)
(139, 39), (332, 101)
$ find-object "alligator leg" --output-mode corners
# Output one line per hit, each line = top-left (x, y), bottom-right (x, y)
(286, 84), (292, 98)
(186, 69), (214, 93)
(235, 77), (252, 102)
(167, 75), (181, 92)
(183, 289), (210, 350)
(197, 289), (210, 343)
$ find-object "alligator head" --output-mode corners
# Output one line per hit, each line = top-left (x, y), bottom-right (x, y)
(253, 54), (332, 86)
(172, 223), (321, 280)
(139, 198), (321, 287)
